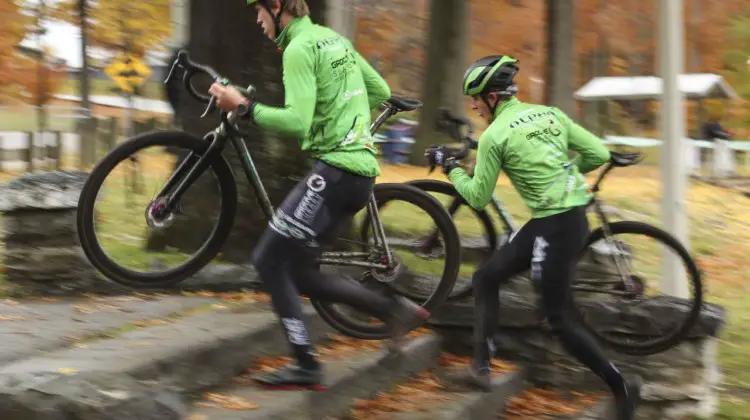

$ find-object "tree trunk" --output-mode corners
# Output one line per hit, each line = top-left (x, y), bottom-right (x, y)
(544, 0), (575, 114)
(77, 0), (91, 117)
(411, 0), (469, 165)
(325, 0), (357, 39)
(148, 0), (325, 263)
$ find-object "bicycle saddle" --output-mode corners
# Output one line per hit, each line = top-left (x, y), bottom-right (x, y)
(388, 96), (423, 112)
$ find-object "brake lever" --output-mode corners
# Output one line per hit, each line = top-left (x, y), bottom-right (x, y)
(201, 96), (218, 118)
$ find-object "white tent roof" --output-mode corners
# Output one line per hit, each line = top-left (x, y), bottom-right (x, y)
(574, 73), (738, 101)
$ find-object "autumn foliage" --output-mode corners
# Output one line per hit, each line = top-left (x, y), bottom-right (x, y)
(49, 0), (171, 56)
(354, 0), (750, 133)
(0, 0), (66, 105)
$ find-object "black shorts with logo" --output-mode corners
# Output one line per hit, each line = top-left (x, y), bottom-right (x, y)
(254, 160), (375, 261)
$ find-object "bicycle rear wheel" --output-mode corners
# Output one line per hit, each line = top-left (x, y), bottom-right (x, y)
(571, 221), (703, 356)
(77, 130), (238, 288)
(406, 179), (498, 300)
(310, 183), (461, 340)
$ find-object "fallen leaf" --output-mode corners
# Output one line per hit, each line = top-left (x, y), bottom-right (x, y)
(0, 314), (27, 321)
(197, 392), (259, 410)
(73, 305), (95, 313)
(57, 367), (79, 375)
(503, 387), (603, 419)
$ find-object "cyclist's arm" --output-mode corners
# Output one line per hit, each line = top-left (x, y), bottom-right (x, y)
(447, 133), (503, 210)
(557, 110), (610, 174)
(252, 43), (315, 139)
(354, 51), (391, 109)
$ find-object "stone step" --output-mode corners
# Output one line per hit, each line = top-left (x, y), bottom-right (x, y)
(188, 332), (441, 420)
(576, 397), (614, 420)
(342, 355), (524, 420)
(0, 300), (333, 420)
(499, 387), (610, 420)
(0, 294), (222, 365)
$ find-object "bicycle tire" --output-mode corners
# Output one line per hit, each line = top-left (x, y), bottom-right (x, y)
(310, 182), (461, 340)
(76, 130), (238, 288)
(406, 179), (498, 300)
(572, 221), (703, 356)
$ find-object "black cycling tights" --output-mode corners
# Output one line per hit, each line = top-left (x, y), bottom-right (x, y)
(472, 206), (628, 398)
(251, 161), (393, 369)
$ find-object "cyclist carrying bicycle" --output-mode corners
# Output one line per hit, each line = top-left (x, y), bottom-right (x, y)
(208, 0), (428, 390)
(426, 55), (641, 419)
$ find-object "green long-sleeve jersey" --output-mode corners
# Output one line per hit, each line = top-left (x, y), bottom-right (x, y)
(251, 16), (390, 177)
(448, 97), (611, 219)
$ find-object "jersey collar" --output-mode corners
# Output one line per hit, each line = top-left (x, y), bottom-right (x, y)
(494, 97), (520, 120)
(275, 15), (313, 50)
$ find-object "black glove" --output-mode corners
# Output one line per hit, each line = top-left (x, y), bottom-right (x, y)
(425, 145), (461, 175)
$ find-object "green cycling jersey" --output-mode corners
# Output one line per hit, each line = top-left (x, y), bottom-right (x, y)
(251, 16), (390, 177)
(448, 97), (611, 218)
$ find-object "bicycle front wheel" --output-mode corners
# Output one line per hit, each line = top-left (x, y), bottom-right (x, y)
(311, 182), (461, 340)
(77, 130), (238, 288)
(571, 221), (703, 356)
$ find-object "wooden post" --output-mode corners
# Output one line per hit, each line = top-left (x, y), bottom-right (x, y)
(0, 133), (5, 173)
(25, 132), (34, 173)
(105, 117), (117, 151)
(53, 131), (62, 170)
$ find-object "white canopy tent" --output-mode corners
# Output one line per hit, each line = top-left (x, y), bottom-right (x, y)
(574, 73), (739, 102)
(570, 5), (744, 298)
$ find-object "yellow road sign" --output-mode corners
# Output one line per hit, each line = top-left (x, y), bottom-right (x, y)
(104, 55), (152, 94)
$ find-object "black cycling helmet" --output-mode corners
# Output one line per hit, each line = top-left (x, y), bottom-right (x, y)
(462, 55), (519, 97)
(247, 0), (286, 40)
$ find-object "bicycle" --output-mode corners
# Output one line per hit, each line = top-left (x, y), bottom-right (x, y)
(407, 109), (703, 356)
(75, 50), (462, 340)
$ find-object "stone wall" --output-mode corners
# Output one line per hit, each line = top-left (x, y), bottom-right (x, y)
(428, 280), (726, 420)
(0, 171), (107, 296)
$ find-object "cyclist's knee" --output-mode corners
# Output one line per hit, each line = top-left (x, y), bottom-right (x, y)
(472, 265), (511, 291)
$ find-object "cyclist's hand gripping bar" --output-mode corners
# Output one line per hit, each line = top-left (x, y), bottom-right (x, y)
(164, 50), (226, 118)
(164, 50), (256, 137)
(435, 107), (479, 159)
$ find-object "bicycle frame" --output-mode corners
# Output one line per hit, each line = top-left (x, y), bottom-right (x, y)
(151, 104), (404, 272)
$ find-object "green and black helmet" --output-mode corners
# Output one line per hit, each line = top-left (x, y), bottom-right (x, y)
(247, 0), (286, 40)
(462, 55), (520, 97)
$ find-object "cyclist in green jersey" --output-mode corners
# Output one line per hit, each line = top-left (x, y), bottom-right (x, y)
(208, 0), (428, 390)
(426, 55), (641, 420)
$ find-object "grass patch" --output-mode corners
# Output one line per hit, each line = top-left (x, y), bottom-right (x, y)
(0, 109), (76, 132)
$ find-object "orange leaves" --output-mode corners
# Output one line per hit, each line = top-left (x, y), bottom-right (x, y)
(438, 352), (514, 372)
(504, 387), (603, 419)
(196, 393), (260, 411)
(50, 1), (171, 53)
(183, 290), (271, 303)
(349, 371), (452, 420)
(349, 352), (515, 419)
